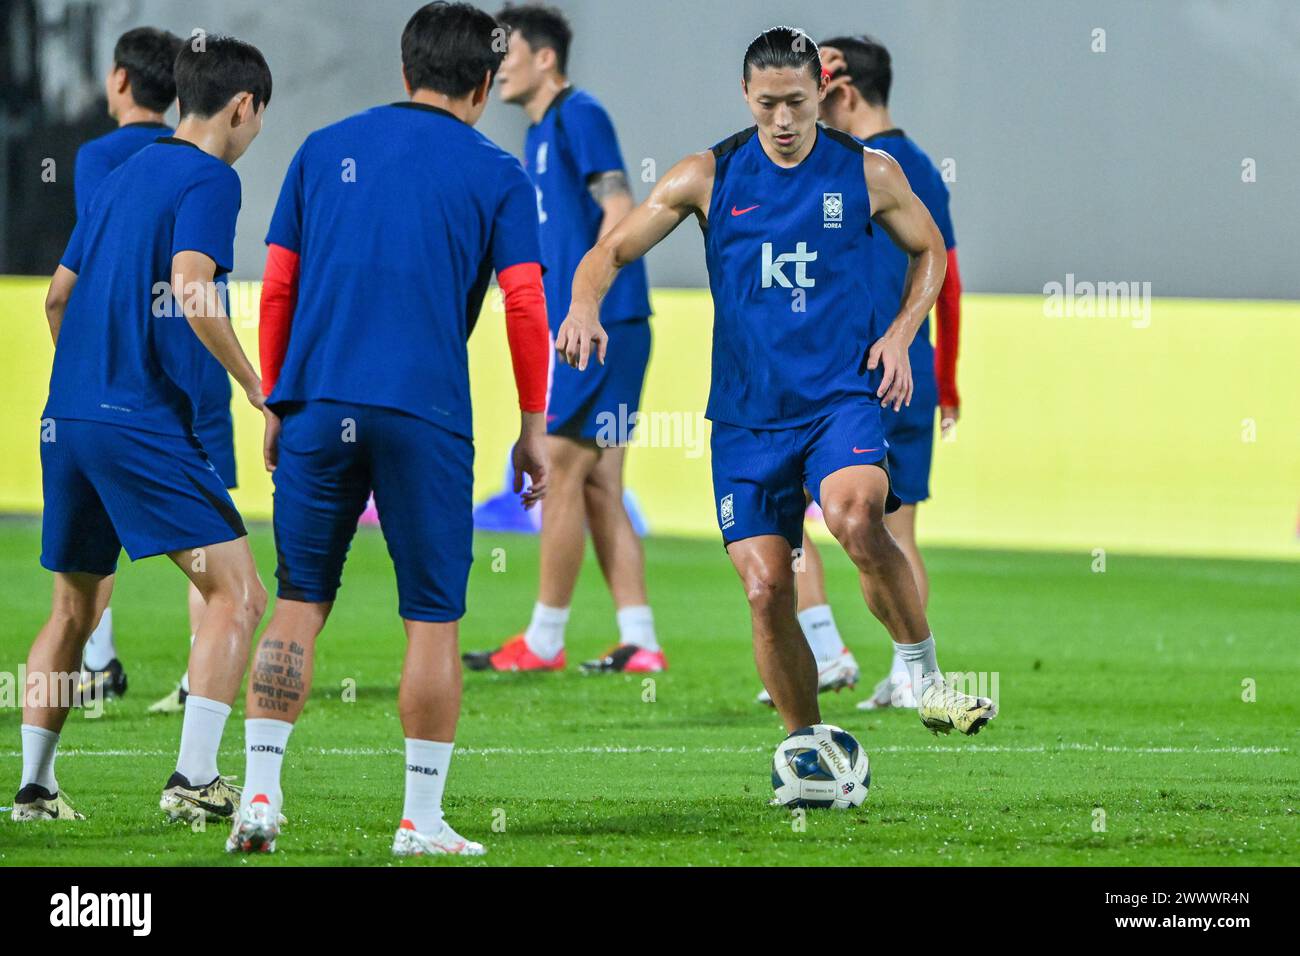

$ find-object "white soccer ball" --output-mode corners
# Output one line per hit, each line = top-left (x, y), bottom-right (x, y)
(771, 723), (870, 810)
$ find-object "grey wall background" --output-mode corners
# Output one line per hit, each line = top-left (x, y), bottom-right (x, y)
(62, 0), (1300, 296)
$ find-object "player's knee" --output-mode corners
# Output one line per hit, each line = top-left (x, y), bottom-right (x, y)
(551, 457), (589, 494)
(583, 471), (620, 510)
(743, 573), (794, 619)
(824, 504), (889, 570)
(48, 597), (98, 638)
(213, 574), (268, 634)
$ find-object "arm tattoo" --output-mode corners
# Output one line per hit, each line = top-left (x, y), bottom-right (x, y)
(587, 170), (632, 204)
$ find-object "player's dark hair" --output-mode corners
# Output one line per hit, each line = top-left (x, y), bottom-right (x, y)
(174, 35), (272, 118)
(496, 3), (572, 75)
(742, 25), (821, 84)
(821, 34), (892, 107)
(112, 27), (184, 113)
(402, 1), (506, 98)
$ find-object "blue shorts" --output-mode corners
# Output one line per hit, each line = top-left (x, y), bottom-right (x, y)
(710, 401), (901, 550)
(195, 412), (237, 489)
(881, 399), (936, 505)
(40, 419), (247, 575)
(271, 400), (473, 622)
(548, 318), (650, 442)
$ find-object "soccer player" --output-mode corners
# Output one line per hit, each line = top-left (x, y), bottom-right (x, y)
(12, 36), (273, 822)
(70, 26), (182, 701)
(65, 27), (242, 716)
(227, 1), (550, 857)
(463, 3), (664, 675)
(555, 26), (997, 739)
(759, 36), (965, 710)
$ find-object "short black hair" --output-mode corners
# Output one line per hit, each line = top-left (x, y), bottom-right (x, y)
(402, 1), (506, 98)
(496, 3), (572, 75)
(821, 34), (892, 107)
(112, 27), (184, 113)
(742, 25), (821, 84)
(174, 34), (272, 118)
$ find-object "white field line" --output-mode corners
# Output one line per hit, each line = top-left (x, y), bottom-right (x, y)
(0, 743), (1288, 759)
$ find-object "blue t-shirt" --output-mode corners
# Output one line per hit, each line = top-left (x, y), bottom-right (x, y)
(46, 138), (241, 437)
(75, 121), (233, 433)
(265, 102), (542, 438)
(704, 125), (877, 429)
(524, 88), (650, 331)
(74, 121), (173, 220)
(859, 129), (957, 409)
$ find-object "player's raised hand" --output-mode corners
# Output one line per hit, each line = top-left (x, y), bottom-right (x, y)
(555, 306), (607, 370)
(513, 413), (549, 509)
(819, 45), (852, 97)
(867, 334), (914, 412)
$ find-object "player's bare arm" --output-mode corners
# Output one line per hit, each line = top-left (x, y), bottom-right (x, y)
(863, 147), (946, 411)
(171, 249), (280, 468)
(44, 266), (77, 345)
(171, 250), (263, 408)
(556, 150), (714, 369)
(588, 170), (635, 238)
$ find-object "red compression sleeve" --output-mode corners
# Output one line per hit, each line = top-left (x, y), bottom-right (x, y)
(498, 261), (549, 413)
(934, 247), (962, 409)
(259, 243), (300, 397)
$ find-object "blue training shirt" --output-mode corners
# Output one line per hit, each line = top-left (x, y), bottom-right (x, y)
(74, 121), (173, 220)
(47, 137), (242, 437)
(704, 125), (878, 429)
(75, 121), (234, 440)
(264, 103), (542, 439)
(858, 128), (956, 410)
(524, 87), (650, 331)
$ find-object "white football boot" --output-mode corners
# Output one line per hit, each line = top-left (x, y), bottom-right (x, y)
(756, 649), (860, 706)
(392, 819), (486, 857)
(857, 670), (919, 710)
(225, 793), (279, 853)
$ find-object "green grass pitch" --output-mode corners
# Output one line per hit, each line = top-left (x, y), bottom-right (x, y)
(0, 518), (1296, 866)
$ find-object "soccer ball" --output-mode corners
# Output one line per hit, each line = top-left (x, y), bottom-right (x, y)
(771, 724), (870, 809)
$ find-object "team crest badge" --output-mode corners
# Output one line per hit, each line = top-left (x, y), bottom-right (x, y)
(823, 192), (843, 227)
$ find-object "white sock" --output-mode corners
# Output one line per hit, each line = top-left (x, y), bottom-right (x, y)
(242, 718), (293, 812)
(175, 694), (231, 785)
(893, 635), (940, 693)
(402, 738), (454, 834)
(798, 604), (846, 663)
(889, 644), (912, 685)
(82, 607), (116, 671)
(616, 605), (659, 652)
(180, 634), (195, 693)
(20, 724), (59, 792)
(523, 603), (568, 660)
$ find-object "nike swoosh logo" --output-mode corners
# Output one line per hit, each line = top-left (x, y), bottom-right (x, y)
(177, 794), (235, 817)
(853, 447), (880, 454)
(730, 204), (760, 217)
